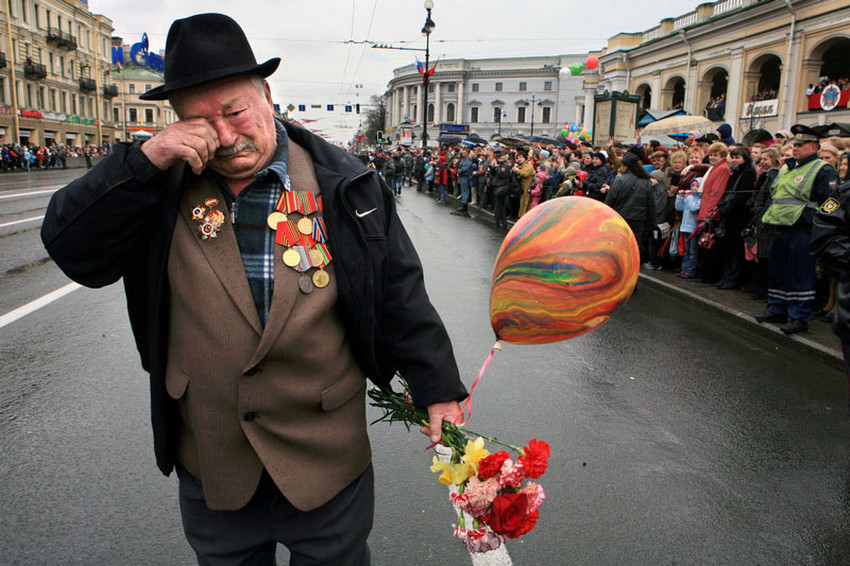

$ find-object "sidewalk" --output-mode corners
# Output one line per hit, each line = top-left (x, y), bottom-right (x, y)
(431, 188), (844, 370)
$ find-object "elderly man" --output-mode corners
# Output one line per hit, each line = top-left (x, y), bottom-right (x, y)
(756, 124), (840, 334)
(41, 13), (466, 565)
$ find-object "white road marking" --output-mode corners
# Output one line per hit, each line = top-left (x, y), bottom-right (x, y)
(0, 282), (82, 329)
(0, 187), (61, 200)
(0, 215), (44, 228)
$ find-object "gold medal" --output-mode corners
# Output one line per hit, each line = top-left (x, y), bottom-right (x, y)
(312, 269), (330, 288)
(309, 248), (324, 267)
(299, 273), (315, 294)
(282, 248), (301, 267)
(267, 211), (288, 230)
(297, 217), (313, 235)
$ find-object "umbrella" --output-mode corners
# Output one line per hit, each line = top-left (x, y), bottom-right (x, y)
(529, 135), (561, 146)
(466, 133), (488, 145)
(641, 115), (717, 136)
(437, 134), (464, 145)
(495, 136), (530, 148)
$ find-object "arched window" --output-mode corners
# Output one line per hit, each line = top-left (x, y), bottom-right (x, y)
(427, 103), (434, 123)
(493, 106), (502, 123)
(446, 102), (455, 123)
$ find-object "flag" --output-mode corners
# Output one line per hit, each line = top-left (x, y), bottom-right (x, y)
(426, 58), (440, 77)
(416, 58), (424, 74)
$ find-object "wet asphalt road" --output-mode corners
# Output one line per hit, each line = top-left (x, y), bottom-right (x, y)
(3, 169), (850, 565)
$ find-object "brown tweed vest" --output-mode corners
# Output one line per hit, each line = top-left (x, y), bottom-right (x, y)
(165, 141), (371, 511)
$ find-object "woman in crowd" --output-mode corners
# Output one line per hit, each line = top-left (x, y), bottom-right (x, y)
(583, 152), (610, 201)
(746, 148), (781, 300)
(696, 142), (732, 283)
(605, 152), (656, 263)
(716, 146), (757, 289)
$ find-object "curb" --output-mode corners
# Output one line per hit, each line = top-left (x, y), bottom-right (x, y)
(637, 272), (843, 370)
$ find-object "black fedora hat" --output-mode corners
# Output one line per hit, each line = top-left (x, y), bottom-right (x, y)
(139, 13), (280, 101)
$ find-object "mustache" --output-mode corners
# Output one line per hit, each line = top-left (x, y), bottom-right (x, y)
(215, 141), (255, 157)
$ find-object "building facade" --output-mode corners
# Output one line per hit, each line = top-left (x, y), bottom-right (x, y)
(585, 0), (850, 142)
(0, 0), (118, 146)
(384, 55), (587, 145)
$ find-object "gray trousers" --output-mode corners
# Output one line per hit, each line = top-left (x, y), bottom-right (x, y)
(176, 463), (374, 566)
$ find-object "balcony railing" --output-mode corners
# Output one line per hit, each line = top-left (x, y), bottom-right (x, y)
(23, 63), (47, 80)
(102, 84), (118, 99)
(47, 28), (77, 51)
(79, 77), (97, 92)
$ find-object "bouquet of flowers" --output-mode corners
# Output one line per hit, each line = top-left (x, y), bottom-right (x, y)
(369, 382), (550, 554)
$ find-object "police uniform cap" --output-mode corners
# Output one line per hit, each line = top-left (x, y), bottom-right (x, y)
(790, 124), (822, 145)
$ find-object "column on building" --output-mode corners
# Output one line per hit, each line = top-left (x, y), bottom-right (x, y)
(583, 88), (595, 131)
(725, 48), (744, 134)
(403, 85), (410, 122)
(457, 79), (464, 124)
(434, 82), (442, 125)
(651, 71), (662, 109)
(685, 63), (699, 115)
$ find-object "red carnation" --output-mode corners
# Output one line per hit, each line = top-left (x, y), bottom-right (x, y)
(478, 451), (510, 480)
(517, 439), (550, 479)
(482, 493), (539, 538)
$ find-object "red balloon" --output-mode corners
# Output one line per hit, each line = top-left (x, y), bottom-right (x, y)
(586, 56), (599, 70)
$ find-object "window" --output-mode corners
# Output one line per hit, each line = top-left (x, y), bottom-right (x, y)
(59, 55), (64, 77)
(517, 106), (526, 123)
(519, 82), (527, 91)
(49, 88), (55, 110)
(145, 108), (154, 123)
(493, 106), (502, 122)
(60, 91), (66, 112)
(129, 83), (135, 94)
(0, 78), (5, 104)
(542, 107), (551, 123)
(427, 103), (434, 123)
(71, 93), (76, 114)
(113, 107), (119, 122)
(428, 83), (435, 93)
(129, 107), (137, 122)
(21, 0), (28, 23)
(446, 83), (455, 93)
(544, 81), (552, 91)
(446, 102), (455, 122)
(38, 86), (45, 108)
(145, 84), (151, 93)
(472, 83), (479, 92)
(471, 107), (479, 123)
(26, 84), (32, 107)
(495, 82), (503, 92)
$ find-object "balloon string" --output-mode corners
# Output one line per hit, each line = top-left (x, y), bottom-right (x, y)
(453, 341), (501, 427)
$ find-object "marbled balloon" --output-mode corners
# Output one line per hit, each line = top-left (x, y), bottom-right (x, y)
(490, 196), (639, 344)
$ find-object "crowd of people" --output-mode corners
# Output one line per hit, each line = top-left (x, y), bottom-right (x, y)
(807, 76), (850, 96)
(365, 122), (848, 341)
(0, 143), (111, 171)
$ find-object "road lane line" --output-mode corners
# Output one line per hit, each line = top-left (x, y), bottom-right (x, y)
(0, 187), (61, 199)
(0, 282), (82, 329)
(0, 215), (44, 228)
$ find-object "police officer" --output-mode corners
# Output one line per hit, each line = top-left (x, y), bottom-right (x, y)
(811, 170), (850, 413)
(755, 124), (840, 334)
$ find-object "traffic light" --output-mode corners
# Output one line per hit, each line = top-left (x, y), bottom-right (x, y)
(376, 131), (384, 144)
(355, 103), (360, 114)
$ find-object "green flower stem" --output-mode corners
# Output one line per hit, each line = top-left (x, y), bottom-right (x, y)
(368, 384), (526, 459)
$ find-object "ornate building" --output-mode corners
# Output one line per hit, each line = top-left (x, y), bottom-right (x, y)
(585, 0), (850, 142)
(384, 55), (587, 145)
(0, 0), (117, 146)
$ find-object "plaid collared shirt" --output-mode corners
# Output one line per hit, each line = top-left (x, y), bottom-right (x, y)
(216, 120), (290, 327)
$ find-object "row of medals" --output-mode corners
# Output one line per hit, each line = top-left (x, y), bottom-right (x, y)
(266, 209), (330, 294)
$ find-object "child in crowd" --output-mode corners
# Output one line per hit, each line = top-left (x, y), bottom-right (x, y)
(676, 177), (703, 279)
(530, 166), (546, 210)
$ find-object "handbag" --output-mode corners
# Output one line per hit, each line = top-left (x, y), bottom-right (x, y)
(743, 228), (759, 262)
(698, 230), (716, 249)
(654, 222), (672, 240)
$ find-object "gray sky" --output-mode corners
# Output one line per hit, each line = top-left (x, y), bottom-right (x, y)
(90, 0), (705, 143)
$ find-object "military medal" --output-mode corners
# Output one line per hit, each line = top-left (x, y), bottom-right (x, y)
(191, 200), (225, 240)
(312, 269), (330, 288)
(297, 217), (313, 235)
(298, 273), (315, 294)
(282, 248), (301, 267)
(270, 189), (333, 290)
(267, 211), (288, 230)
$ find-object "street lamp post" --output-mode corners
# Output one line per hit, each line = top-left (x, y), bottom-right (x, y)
(421, 0), (435, 150)
(527, 94), (540, 137)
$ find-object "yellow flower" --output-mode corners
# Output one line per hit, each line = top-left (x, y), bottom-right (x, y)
(461, 437), (490, 476)
(430, 456), (474, 486)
